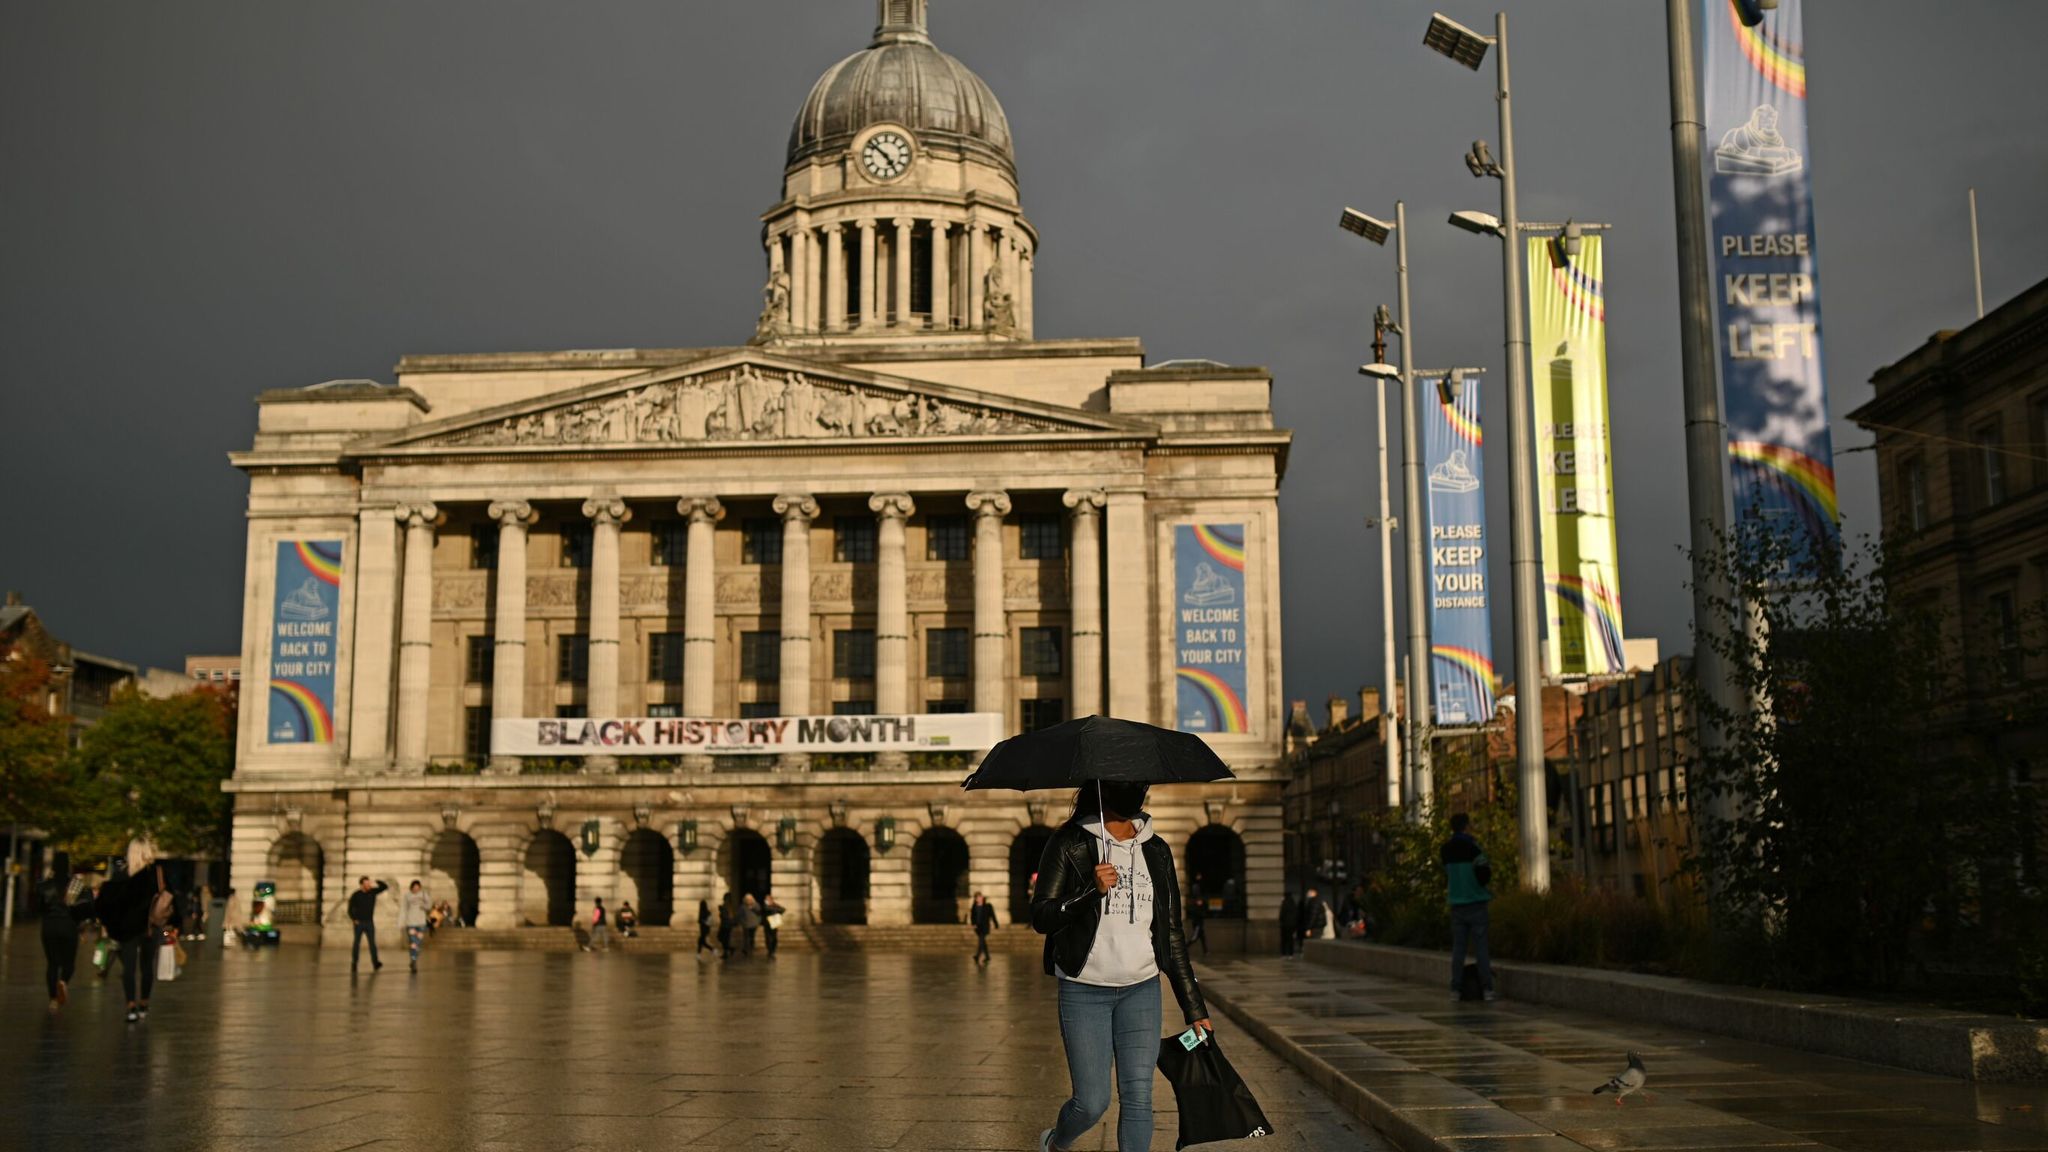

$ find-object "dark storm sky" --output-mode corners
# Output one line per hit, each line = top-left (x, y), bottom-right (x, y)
(5, 1), (2046, 720)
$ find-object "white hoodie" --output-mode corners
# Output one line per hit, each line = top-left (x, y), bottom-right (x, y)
(1057, 815), (1159, 988)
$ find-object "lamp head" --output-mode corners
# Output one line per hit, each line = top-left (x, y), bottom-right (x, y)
(1373, 303), (1402, 335)
(1437, 372), (1463, 406)
(1359, 363), (1402, 382)
(1449, 210), (1504, 238)
(1465, 140), (1500, 179)
(1339, 208), (1393, 245)
(1731, 0), (1779, 28)
(1424, 12), (1493, 70)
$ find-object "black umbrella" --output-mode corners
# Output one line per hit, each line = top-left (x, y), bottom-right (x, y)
(964, 716), (1233, 848)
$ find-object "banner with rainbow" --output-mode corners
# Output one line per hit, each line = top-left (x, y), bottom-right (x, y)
(1424, 377), (1498, 726)
(1174, 524), (1251, 735)
(1703, 0), (1840, 564)
(1527, 234), (1627, 677)
(267, 539), (343, 745)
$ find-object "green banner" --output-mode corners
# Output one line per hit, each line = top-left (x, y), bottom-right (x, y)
(1528, 234), (1626, 677)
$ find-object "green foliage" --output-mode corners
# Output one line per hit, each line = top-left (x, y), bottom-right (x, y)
(1361, 749), (1519, 946)
(516, 758), (582, 776)
(811, 752), (875, 771)
(0, 646), (77, 832)
(425, 760), (485, 776)
(908, 751), (974, 772)
(68, 685), (235, 858)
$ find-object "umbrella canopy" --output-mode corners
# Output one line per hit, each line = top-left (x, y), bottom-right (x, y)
(962, 715), (1235, 792)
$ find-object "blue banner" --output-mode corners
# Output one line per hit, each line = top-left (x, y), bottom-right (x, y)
(1703, 0), (1839, 561)
(268, 540), (343, 744)
(1424, 380), (1497, 727)
(1173, 524), (1250, 734)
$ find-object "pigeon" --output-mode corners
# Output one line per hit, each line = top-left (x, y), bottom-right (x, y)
(1591, 1052), (1647, 1106)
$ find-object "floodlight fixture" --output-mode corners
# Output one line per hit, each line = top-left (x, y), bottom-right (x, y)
(1732, 0), (1779, 28)
(1437, 372), (1463, 406)
(1464, 140), (1502, 179)
(1339, 207), (1395, 245)
(1449, 209), (1504, 237)
(1424, 12), (1493, 70)
(1359, 363), (1402, 382)
(1374, 303), (1402, 335)
(1562, 219), (1584, 257)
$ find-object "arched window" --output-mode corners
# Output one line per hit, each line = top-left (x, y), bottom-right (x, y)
(1185, 825), (1247, 919)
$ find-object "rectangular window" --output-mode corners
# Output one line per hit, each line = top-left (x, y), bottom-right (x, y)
(652, 522), (688, 567)
(1020, 626), (1064, 677)
(926, 515), (969, 562)
(1019, 515), (1064, 560)
(557, 634), (589, 684)
(647, 632), (685, 683)
(739, 701), (779, 719)
(741, 631), (781, 681)
(1901, 455), (1928, 532)
(742, 517), (783, 565)
(1022, 698), (1066, 731)
(1976, 423), (2007, 507)
(834, 629), (877, 680)
(557, 704), (586, 719)
(471, 526), (498, 570)
(561, 524), (593, 569)
(464, 706), (490, 761)
(926, 627), (969, 678)
(466, 635), (495, 685)
(1992, 592), (2022, 684)
(835, 518), (877, 563)
(927, 698), (969, 714)
(832, 699), (877, 716)
(648, 703), (681, 718)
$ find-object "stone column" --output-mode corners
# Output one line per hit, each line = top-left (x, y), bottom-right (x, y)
(393, 502), (439, 771)
(791, 227), (812, 331)
(1019, 247), (1035, 338)
(1063, 489), (1105, 719)
(678, 497), (724, 720)
(930, 221), (952, 330)
(966, 221), (987, 330)
(347, 506), (399, 769)
(967, 490), (1011, 721)
(892, 217), (914, 327)
(583, 497), (630, 770)
(1105, 491), (1152, 722)
(487, 499), (535, 772)
(857, 220), (877, 329)
(824, 224), (846, 332)
(870, 493), (915, 729)
(774, 493), (819, 734)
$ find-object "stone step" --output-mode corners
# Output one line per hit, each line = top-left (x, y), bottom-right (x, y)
(424, 924), (1042, 953)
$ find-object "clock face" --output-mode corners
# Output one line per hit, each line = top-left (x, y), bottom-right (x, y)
(861, 131), (913, 180)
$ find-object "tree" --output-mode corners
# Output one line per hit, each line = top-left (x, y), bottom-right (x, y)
(69, 685), (236, 859)
(0, 644), (77, 834)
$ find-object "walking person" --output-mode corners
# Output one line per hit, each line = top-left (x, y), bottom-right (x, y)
(348, 876), (388, 972)
(1441, 812), (1496, 1001)
(696, 898), (715, 956)
(401, 880), (430, 972)
(1277, 888), (1298, 958)
(1185, 884), (1208, 957)
(587, 898), (611, 952)
(1302, 886), (1334, 945)
(761, 893), (786, 958)
(93, 843), (176, 1022)
(738, 894), (761, 958)
(969, 891), (997, 964)
(38, 868), (96, 1011)
(1030, 781), (1210, 1152)
(716, 895), (736, 960)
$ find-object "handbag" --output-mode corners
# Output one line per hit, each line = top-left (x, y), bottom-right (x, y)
(156, 942), (180, 982)
(1156, 1032), (1273, 1149)
(147, 865), (175, 932)
(93, 938), (113, 971)
(766, 912), (784, 930)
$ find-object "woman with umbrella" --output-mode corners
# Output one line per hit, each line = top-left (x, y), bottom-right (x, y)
(965, 716), (1218, 1152)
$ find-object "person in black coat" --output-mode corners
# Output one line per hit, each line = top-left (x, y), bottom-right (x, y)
(347, 876), (389, 971)
(696, 899), (714, 956)
(969, 891), (998, 964)
(1278, 889), (1299, 957)
(37, 868), (97, 1011)
(92, 850), (175, 1022)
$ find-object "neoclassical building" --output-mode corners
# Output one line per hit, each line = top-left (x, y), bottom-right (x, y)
(226, 0), (1290, 948)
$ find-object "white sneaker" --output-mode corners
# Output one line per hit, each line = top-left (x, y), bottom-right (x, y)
(1038, 1127), (1056, 1152)
(1484, 990), (1499, 1002)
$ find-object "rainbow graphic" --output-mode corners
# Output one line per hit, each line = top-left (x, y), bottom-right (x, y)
(295, 540), (344, 586)
(1550, 574), (1627, 674)
(1550, 257), (1606, 323)
(1175, 668), (1249, 734)
(1191, 524), (1246, 571)
(1432, 645), (1499, 722)
(1729, 440), (1839, 543)
(1728, 2), (1806, 98)
(1439, 396), (1483, 447)
(269, 679), (335, 744)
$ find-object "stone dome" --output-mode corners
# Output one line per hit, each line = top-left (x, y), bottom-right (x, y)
(786, 8), (1014, 176)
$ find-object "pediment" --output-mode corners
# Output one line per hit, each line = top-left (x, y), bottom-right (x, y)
(350, 350), (1153, 456)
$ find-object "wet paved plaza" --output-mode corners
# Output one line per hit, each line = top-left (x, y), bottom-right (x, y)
(1, 930), (1386, 1152)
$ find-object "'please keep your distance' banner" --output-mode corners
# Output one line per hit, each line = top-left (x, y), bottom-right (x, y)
(490, 712), (1004, 756)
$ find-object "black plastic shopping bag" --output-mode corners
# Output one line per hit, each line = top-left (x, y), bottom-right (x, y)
(1157, 1031), (1274, 1148)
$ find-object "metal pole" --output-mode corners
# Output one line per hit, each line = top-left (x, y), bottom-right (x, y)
(1969, 188), (1985, 321)
(1396, 201), (1434, 818)
(1665, 0), (1741, 846)
(1376, 367), (1402, 813)
(1494, 12), (1549, 891)
(2, 823), (16, 932)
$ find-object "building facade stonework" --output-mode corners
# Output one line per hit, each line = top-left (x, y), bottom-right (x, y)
(226, 1), (1290, 948)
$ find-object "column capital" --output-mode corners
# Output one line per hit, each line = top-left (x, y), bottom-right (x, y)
(1061, 488), (1107, 515)
(892, 216), (914, 230)
(677, 496), (726, 524)
(395, 502), (441, 529)
(856, 218), (877, 235)
(822, 221), (844, 237)
(965, 490), (1012, 519)
(773, 493), (820, 523)
(582, 497), (631, 527)
(869, 492), (916, 521)
(931, 219), (952, 236)
(488, 499), (537, 527)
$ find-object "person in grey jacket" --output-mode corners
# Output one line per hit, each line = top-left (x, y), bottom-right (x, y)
(401, 881), (431, 972)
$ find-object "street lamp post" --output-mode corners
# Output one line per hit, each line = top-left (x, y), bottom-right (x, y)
(1426, 10), (1548, 890)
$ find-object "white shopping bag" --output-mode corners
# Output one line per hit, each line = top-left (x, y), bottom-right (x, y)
(156, 943), (180, 982)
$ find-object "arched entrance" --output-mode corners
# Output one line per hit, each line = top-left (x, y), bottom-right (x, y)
(427, 829), (480, 926)
(817, 827), (871, 924)
(1186, 825), (1247, 918)
(267, 833), (324, 924)
(620, 828), (675, 926)
(912, 827), (969, 924)
(1009, 825), (1055, 924)
(521, 830), (576, 926)
(720, 828), (773, 902)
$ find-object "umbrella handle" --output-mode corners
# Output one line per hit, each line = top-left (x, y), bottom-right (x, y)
(1097, 779), (1110, 857)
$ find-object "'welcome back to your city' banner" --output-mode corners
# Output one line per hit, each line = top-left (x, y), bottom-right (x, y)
(1527, 234), (1626, 678)
(1703, 0), (1839, 564)
(1424, 377), (1497, 727)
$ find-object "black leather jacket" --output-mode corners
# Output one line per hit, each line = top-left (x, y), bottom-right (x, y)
(1029, 819), (1208, 1024)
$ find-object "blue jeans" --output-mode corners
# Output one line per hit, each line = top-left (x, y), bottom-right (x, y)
(1450, 901), (1492, 992)
(352, 921), (380, 967)
(1052, 976), (1160, 1151)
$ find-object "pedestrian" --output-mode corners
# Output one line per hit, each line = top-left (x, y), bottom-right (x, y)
(1185, 884), (1207, 957)
(220, 886), (242, 949)
(92, 843), (176, 1022)
(761, 893), (786, 957)
(402, 880), (430, 972)
(1030, 781), (1210, 1152)
(696, 898), (715, 956)
(1277, 889), (1299, 958)
(348, 875), (389, 972)
(38, 867), (96, 1011)
(1302, 886), (1334, 945)
(1441, 812), (1496, 1001)
(1339, 884), (1369, 939)
(970, 891), (997, 964)
(616, 901), (638, 938)
(716, 895), (736, 959)
(587, 898), (611, 952)
(739, 893), (761, 957)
